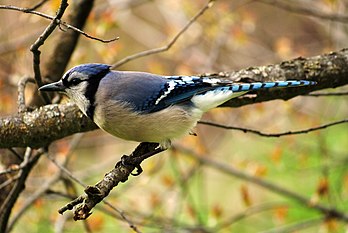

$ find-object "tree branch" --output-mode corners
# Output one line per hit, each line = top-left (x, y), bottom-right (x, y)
(58, 142), (160, 222)
(219, 50), (348, 107)
(1, 48), (348, 148)
(199, 119), (348, 137)
(0, 103), (97, 148)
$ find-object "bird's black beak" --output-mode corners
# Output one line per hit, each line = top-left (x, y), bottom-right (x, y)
(39, 80), (66, 92)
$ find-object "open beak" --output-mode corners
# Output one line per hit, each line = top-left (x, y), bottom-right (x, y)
(39, 80), (66, 92)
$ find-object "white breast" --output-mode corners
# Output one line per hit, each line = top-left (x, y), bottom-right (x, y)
(93, 100), (203, 145)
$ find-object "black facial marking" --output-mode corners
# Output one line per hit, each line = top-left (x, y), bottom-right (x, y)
(84, 67), (110, 120)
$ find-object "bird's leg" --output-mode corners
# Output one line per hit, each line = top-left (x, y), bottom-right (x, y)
(119, 142), (166, 176)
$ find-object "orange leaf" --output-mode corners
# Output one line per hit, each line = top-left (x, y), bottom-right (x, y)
(324, 218), (338, 232)
(317, 178), (329, 197)
(187, 204), (196, 219)
(161, 175), (175, 188)
(88, 214), (105, 232)
(254, 164), (268, 177)
(270, 146), (283, 164)
(212, 204), (223, 218)
(240, 184), (251, 206)
(274, 206), (288, 222)
(150, 192), (161, 209)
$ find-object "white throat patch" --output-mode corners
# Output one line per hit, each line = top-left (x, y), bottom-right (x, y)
(65, 81), (90, 115)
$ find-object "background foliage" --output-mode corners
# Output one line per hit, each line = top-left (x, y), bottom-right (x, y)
(0, 0), (347, 232)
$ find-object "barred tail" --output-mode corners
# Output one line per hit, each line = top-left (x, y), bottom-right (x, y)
(229, 80), (317, 92)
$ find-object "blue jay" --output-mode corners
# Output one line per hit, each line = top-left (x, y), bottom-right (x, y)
(39, 63), (316, 149)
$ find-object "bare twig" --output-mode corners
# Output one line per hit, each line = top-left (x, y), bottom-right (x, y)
(199, 119), (348, 137)
(260, 0), (348, 23)
(7, 149), (23, 161)
(213, 202), (289, 231)
(0, 4), (118, 43)
(306, 91), (348, 97)
(26, 0), (48, 11)
(30, 0), (69, 104)
(59, 22), (119, 43)
(112, 0), (215, 68)
(260, 217), (325, 233)
(0, 167), (21, 176)
(17, 77), (35, 114)
(103, 201), (142, 233)
(0, 175), (20, 191)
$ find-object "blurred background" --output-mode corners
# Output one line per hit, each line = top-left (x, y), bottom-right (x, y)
(0, 0), (348, 232)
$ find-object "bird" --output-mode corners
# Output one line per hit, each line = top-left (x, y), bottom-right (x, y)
(39, 63), (316, 150)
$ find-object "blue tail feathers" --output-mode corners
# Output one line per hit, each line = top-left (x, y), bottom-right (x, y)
(229, 80), (316, 92)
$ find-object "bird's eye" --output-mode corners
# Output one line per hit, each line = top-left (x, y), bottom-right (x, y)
(70, 78), (81, 85)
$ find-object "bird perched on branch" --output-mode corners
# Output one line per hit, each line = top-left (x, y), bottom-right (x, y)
(39, 63), (316, 149)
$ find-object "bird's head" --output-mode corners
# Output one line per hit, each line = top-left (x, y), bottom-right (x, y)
(39, 63), (111, 116)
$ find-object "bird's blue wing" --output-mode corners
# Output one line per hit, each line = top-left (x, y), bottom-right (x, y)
(143, 76), (229, 113)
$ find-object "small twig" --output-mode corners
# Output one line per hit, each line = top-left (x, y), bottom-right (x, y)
(260, 0), (348, 23)
(45, 150), (86, 189)
(17, 77), (35, 114)
(59, 23), (119, 43)
(8, 148), (23, 161)
(54, 213), (71, 233)
(25, 0), (48, 11)
(260, 217), (325, 233)
(306, 91), (348, 97)
(199, 119), (348, 137)
(0, 4), (118, 43)
(213, 202), (288, 231)
(112, 0), (215, 68)
(30, 0), (69, 104)
(0, 5), (55, 20)
(103, 201), (143, 233)
(0, 175), (20, 191)
(0, 167), (21, 176)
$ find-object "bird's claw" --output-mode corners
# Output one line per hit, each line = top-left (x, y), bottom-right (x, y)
(120, 155), (143, 176)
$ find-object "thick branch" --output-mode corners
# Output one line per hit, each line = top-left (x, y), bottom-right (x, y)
(1, 49), (348, 148)
(220, 49), (348, 107)
(0, 103), (97, 148)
